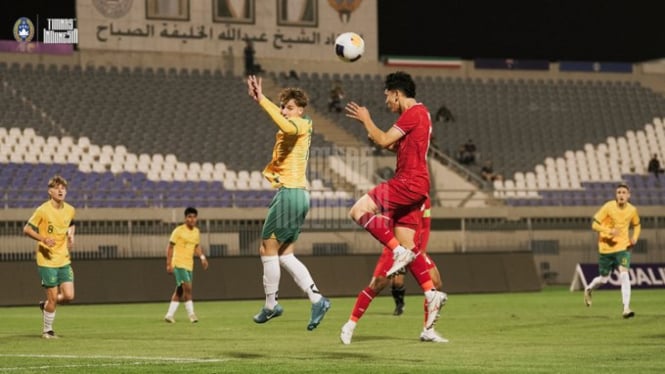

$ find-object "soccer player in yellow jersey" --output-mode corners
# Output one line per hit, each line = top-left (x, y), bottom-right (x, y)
(246, 75), (330, 331)
(164, 207), (208, 323)
(585, 183), (640, 318)
(23, 175), (76, 339)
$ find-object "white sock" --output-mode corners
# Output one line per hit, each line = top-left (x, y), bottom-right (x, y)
(166, 301), (179, 317)
(185, 300), (194, 315)
(279, 253), (322, 303)
(586, 275), (608, 290)
(43, 310), (55, 333)
(392, 245), (407, 258)
(620, 271), (631, 310)
(262, 255), (280, 309)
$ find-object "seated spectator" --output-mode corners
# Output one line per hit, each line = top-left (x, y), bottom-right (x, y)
(328, 81), (345, 113)
(463, 139), (477, 164)
(481, 160), (502, 182)
(456, 140), (477, 165)
(648, 154), (663, 178)
(435, 104), (455, 123)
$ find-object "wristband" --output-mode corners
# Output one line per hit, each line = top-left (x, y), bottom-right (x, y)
(200, 255), (206, 260)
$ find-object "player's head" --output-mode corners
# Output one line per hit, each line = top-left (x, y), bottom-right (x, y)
(384, 71), (416, 98)
(184, 206), (198, 227)
(615, 183), (630, 205)
(47, 175), (68, 202)
(384, 71), (416, 113)
(279, 88), (308, 118)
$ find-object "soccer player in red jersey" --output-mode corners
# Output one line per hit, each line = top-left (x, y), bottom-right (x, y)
(391, 197), (444, 316)
(340, 197), (449, 344)
(343, 72), (445, 342)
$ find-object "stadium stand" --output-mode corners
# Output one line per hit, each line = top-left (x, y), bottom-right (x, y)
(2, 62), (665, 207)
(275, 72), (665, 206)
(0, 63), (353, 208)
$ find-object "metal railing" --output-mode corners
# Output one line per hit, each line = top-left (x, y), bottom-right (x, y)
(2, 213), (663, 262)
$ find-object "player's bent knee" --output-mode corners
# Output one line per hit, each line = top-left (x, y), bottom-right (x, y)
(348, 206), (361, 222)
(369, 276), (389, 292)
(600, 276), (610, 284)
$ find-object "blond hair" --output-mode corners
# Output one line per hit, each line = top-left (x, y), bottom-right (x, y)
(47, 175), (68, 188)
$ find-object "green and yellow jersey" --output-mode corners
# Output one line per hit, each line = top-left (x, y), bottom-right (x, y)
(259, 97), (312, 189)
(592, 200), (641, 254)
(27, 201), (75, 267)
(169, 224), (200, 271)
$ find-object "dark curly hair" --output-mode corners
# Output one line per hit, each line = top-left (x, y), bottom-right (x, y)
(384, 71), (416, 98)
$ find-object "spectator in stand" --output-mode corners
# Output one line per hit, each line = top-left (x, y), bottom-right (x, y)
(435, 104), (455, 123)
(463, 139), (477, 164)
(481, 160), (502, 182)
(328, 80), (345, 113)
(647, 154), (663, 179)
(456, 145), (468, 164)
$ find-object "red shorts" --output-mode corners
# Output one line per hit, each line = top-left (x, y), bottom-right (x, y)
(368, 179), (426, 230)
(373, 247), (435, 278)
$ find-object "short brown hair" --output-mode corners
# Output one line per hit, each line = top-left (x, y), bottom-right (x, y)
(48, 175), (68, 188)
(279, 88), (308, 108)
(616, 183), (630, 191)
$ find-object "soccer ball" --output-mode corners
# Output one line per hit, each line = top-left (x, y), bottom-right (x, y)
(334, 32), (365, 62)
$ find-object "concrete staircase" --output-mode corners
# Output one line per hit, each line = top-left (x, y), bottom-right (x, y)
(307, 111), (364, 148)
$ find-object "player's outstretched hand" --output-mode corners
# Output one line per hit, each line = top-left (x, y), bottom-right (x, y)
(345, 101), (371, 124)
(247, 75), (263, 102)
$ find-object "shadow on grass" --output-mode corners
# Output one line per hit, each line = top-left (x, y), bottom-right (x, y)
(225, 352), (265, 359)
(3, 334), (43, 339)
(642, 333), (665, 339)
(317, 351), (373, 360)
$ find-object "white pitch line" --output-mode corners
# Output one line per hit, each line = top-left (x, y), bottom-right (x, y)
(1, 362), (134, 371)
(0, 354), (228, 372)
(0, 353), (226, 363)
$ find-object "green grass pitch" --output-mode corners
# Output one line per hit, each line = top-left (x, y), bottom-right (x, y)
(1, 286), (663, 373)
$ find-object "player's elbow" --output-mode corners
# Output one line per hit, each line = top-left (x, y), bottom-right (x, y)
(374, 136), (393, 148)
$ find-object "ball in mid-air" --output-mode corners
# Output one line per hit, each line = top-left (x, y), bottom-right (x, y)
(334, 32), (364, 62)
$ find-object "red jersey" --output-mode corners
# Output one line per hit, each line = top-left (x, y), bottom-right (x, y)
(392, 103), (432, 196)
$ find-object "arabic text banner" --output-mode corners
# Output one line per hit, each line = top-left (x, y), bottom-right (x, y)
(76, 0), (378, 62)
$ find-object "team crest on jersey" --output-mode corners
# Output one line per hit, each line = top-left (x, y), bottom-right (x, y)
(13, 17), (35, 42)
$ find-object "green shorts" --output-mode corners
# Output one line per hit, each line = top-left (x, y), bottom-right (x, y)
(262, 188), (310, 243)
(173, 267), (193, 286)
(38, 264), (74, 288)
(598, 250), (631, 276)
